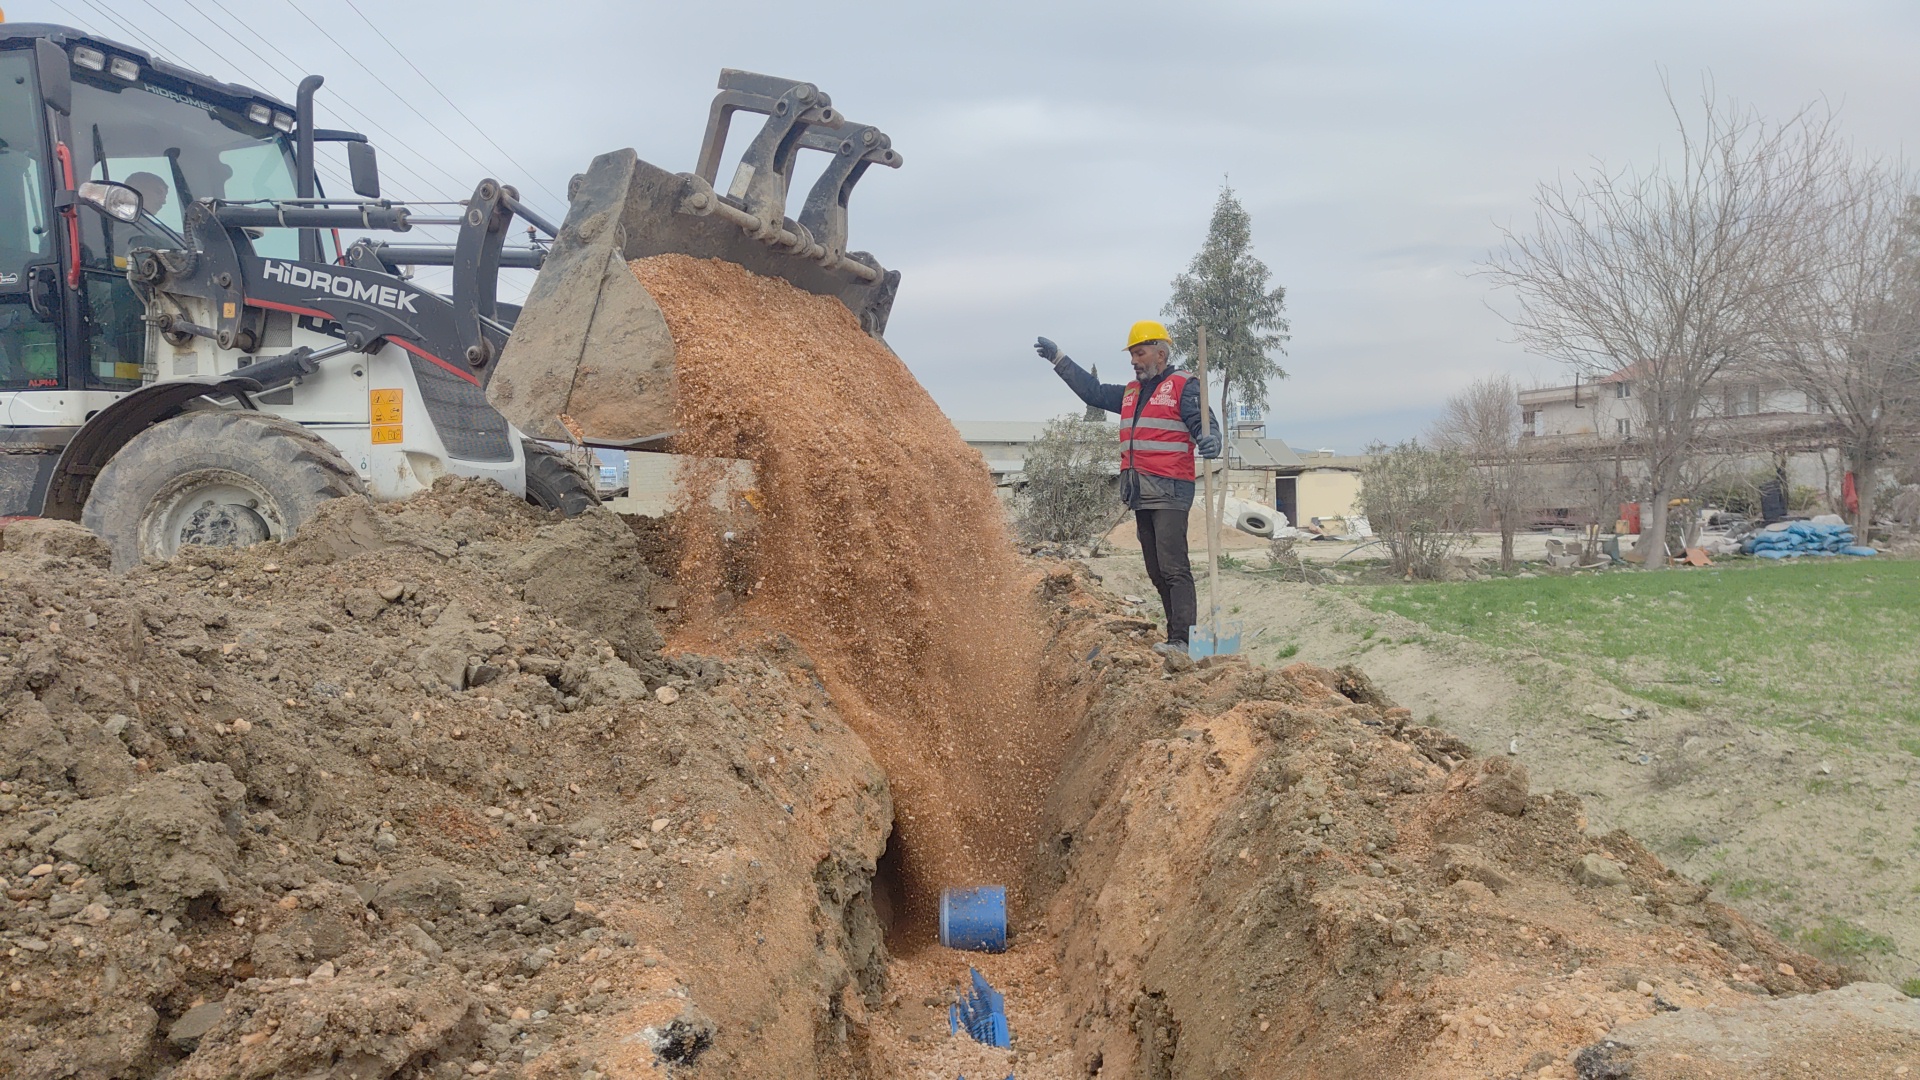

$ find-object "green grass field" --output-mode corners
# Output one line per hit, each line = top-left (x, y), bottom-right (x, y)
(1361, 558), (1920, 744)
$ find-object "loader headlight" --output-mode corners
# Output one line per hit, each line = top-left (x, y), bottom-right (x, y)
(272, 112), (295, 133)
(77, 180), (143, 223)
(71, 46), (106, 72)
(108, 56), (140, 82)
(247, 103), (272, 125)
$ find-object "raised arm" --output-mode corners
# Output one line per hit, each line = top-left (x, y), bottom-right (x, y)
(1036, 337), (1126, 415)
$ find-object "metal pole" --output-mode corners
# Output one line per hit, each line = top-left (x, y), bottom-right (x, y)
(1197, 327), (1220, 646)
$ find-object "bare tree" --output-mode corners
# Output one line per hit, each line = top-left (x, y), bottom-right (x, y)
(1765, 167), (1920, 535)
(1357, 440), (1478, 579)
(1483, 82), (1842, 569)
(1429, 374), (1533, 569)
(1580, 456), (1632, 559)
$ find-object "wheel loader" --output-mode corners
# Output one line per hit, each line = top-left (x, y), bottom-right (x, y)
(0, 22), (900, 568)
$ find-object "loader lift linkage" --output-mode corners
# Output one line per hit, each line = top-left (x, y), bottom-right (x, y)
(48, 172), (550, 521)
(106, 65), (905, 463)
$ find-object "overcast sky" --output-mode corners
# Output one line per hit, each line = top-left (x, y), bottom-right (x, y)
(18, 0), (1920, 451)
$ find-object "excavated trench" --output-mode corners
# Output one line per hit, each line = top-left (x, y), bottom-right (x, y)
(625, 253), (1873, 1079)
(0, 489), (1880, 1080)
(0, 255), (1890, 1080)
(800, 564), (1876, 1080)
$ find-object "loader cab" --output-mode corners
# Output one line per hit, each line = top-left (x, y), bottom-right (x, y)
(0, 24), (302, 411)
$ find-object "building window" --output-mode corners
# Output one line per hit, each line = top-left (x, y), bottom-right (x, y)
(1522, 408), (1539, 437)
(1805, 392), (1820, 413)
(1616, 418), (1632, 437)
(1615, 381), (1632, 399)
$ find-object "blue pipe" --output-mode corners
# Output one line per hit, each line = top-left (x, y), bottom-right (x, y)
(939, 886), (1007, 953)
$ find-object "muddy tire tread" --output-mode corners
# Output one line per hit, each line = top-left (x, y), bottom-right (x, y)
(81, 410), (367, 569)
(522, 439), (600, 518)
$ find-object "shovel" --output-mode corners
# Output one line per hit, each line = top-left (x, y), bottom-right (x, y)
(1192, 327), (1234, 656)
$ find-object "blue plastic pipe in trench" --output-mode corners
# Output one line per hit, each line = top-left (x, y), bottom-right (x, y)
(939, 886), (1007, 953)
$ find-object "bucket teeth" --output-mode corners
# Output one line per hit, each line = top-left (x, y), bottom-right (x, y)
(797, 122), (900, 268)
(692, 69), (902, 292)
(487, 70), (902, 447)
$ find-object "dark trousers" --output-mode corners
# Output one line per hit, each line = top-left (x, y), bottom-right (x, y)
(1135, 508), (1196, 644)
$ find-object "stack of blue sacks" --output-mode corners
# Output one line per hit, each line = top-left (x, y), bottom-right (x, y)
(1743, 520), (1876, 559)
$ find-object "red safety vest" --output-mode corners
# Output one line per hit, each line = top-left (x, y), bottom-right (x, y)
(1119, 371), (1195, 480)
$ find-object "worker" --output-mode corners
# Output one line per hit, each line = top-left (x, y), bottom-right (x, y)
(121, 171), (170, 221)
(1036, 321), (1219, 655)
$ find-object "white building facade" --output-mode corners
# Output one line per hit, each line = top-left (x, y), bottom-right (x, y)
(1513, 370), (1846, 524)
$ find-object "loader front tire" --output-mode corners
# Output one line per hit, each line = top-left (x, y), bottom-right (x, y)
(82, 410), (367, 571)
(522, 440), (600, 518)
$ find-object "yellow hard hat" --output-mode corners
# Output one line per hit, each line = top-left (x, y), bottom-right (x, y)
(1124, 320), (1171, 350)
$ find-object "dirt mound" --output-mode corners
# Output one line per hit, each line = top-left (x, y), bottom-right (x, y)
(0, 481), (896, 1079)
(632, 253), (1060, 932)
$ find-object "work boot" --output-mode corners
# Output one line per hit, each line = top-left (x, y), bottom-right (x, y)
(1154, 640), (1194, 673)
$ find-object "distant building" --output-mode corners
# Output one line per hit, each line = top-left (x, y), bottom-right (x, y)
(955, 419), (1317, 523)
(1518, 370), (1824, 447)
(953, 421), (1096, 487)
(1273, 450), (1366, 533)
(1515, 370), (1844, 525)
(1219, 436), (1303, 514)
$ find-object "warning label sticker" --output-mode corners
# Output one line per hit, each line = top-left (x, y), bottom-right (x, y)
(371, 388), (403, 443)
(370, 388), (403, 423)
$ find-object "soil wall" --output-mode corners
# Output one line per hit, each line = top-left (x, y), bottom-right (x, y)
(0, 484), (897, 1079)
(1017, 564), (1884, 1079)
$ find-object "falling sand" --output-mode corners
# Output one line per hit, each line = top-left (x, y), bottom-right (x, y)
(633, 254), (1065, 940)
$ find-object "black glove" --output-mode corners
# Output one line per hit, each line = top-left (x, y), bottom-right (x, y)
(1034, 336), (1060, 363)
(1196, 432), (1222, 459)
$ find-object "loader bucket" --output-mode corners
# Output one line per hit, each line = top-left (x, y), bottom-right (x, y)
(488, 69), (901, 448)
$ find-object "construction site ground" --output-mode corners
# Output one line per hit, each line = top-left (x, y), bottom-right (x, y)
(5, 485), (1916, 1079)
(1098, 549), (1920, 994)
(4, 256), (1918, 1079)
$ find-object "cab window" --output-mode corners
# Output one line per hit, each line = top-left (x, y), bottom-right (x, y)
(69, 72), (300, 265)
(68, 72), (298, 388)
(0, 50), (59, 391)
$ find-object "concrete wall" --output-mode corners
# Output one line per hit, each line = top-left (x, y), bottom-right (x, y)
(1296, 470), (1362, 526)
(604, 452), (756, 517)
(1528, 387), (1630, 438)
(1219, 469), (1277, 505)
